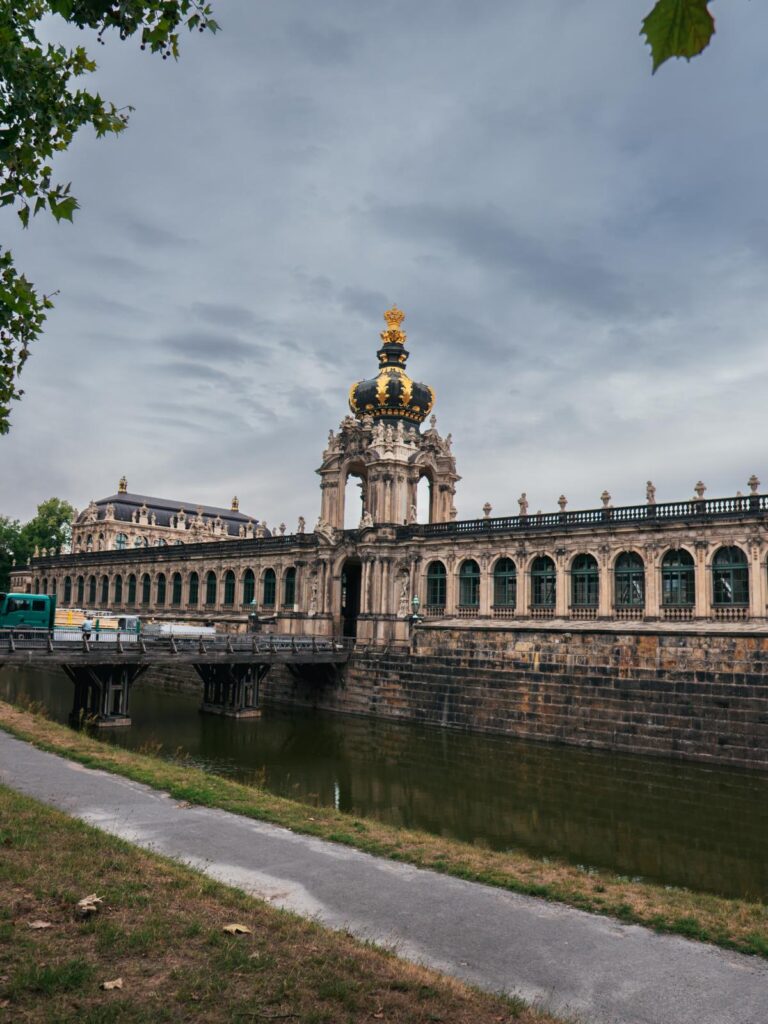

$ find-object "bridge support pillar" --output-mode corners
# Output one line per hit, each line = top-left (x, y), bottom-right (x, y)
(61, 664), (147, 727)
(195, 663), (268, 718)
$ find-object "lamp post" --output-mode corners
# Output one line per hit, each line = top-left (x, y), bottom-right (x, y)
(410, 594), (421, 628)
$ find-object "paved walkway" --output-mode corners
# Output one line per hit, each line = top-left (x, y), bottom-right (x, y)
(1, 730), (766, 1024)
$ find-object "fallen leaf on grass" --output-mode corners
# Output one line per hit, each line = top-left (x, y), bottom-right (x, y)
(222, 923), (252, 935)
(27, 920), (52, 930)
(0, 999), (10, 1008)
(76, 894), (103, 916)
(101, 978), (123, 991)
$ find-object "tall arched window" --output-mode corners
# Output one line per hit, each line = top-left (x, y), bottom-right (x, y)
(242, 568), (255, 605)
(712, 546), (749, 606)
(51, 578), (57, 597)
(141, 573), (151, 605)
(76, 575), (84, 604)
(86, 534), (94, 551)
(115, 532), (127, 550)
(426, 561), (447, 607)
(189, 571), (199, 606)
(64, 576), (72, 604)
(223, 570), (235, 606)
(283, 567), (297, 607)
(662, 549), (695, 607)
(263, 568), (276, 607)
(114, 574), (123, 604)
(88, 575), (97, 604)
(459, 559), (480, 607)
(531, 555), (556, 607)
(615, 552), (645, 608)
(128, 574), (137, 604)
(42, 577), (48, 595)
(33, 578), (39, 595)
(171, 572), (182, 606)
(100, 574), (109, 606)
(156, 572), (166, 606)
(493, 558), (516, 608)
(205, 571), (217, 606)
(571, 554), (599, 607)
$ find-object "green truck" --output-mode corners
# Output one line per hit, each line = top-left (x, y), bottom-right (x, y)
(0, 593), (57, 631)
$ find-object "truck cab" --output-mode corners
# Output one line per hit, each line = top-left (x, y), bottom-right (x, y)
(0, 593), (57, 631)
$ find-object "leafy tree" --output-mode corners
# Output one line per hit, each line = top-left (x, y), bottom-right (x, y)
(0, 515), (26, 590)
(20, 496), (76, 556)
(0, 1), (219, 434)
(642, 0), (716, 72)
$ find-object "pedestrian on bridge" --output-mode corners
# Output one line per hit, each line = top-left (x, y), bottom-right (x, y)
(81, 615), (93, 641)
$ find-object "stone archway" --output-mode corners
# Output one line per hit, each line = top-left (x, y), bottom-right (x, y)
(340, 558), (362, 638)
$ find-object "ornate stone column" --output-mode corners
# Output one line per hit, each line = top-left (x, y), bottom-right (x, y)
(694, 541), (709, 618)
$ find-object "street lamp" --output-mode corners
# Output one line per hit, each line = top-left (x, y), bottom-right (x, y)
(410, 594), (422, 627)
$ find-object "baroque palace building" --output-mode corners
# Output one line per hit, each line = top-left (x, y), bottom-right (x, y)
(14, 307), (768, 638)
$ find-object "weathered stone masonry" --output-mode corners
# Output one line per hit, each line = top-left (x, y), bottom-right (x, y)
(265, 623), (768, 770)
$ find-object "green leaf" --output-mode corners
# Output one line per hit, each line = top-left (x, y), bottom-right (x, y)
(18, 206), (29, 229)
(48, 195), (78, 222)
(641, 0), (715, 72)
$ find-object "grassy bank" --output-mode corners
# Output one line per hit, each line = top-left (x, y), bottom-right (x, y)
(1, 700), (766, 961)
(0, 783), (562, 1023)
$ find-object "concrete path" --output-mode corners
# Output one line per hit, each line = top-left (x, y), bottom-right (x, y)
(1, 731), (766, 1024)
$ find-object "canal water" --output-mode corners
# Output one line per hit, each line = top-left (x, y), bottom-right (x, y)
(1, 666), (766, 902)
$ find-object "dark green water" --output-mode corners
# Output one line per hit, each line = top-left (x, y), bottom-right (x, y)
(2, 666), (767, 902)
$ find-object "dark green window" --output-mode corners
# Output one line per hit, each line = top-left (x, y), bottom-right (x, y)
(88, 575), (96, 604)
(205, 571), (217, 606)
(263, 568), (276, 607)
(77, 576), (84, 604)
(243, 568), (255, 605)
(426, 561), (446, 607)
(128, 574), (136, 604)
(114, 574), (123, 604)
(42, 578), (48, 595)
(459, 559), (480, 607)
(156, 573), (166, 606)
(712, 546), (749, 606)
(224, 570), (235, 606)
(615, 552), (644, 608)
(33, 579), (39, 595)
(100, 575), (109, 606)
(64, 576), (72, 604)
(115, 533), (127, 550)
(172, 572), (182, 606)
(662, 549), (695, 606)
(188, 572), (199, 606)
(571, 554), (599, 607)
(283, 567), (296, 607)
(493, 558), (516, 608)
(141, 573), (151, 605)
(51, 578), (57, 597)
(531, 555), (556, 607)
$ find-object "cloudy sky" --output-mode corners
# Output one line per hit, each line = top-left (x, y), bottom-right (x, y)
(3, 1), (768, 528)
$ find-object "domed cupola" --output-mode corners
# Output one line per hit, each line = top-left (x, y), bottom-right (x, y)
(348, 307), (435, 427)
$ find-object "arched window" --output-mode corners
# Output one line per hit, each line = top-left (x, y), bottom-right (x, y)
(459, 559), (480, 607)
(171, 572), (182, 606)
(128, 574), (137, 605)
(283, 567), (297, 607)
(133, 536), (144, 548)
(615, 552), (645, 608)
(223, 570), (235, 606)
(242, 568), (255, 605)
(205, 571), (217, 606)
(64, 576), (72, 604)
(571, 554), (599, 608)
(493, 558), (516, 608)
(712, 546), (749, 606)
(42, 577), (48, 595)
(76, 575), (84, 604)
(51, 578), (57, 597)
(100, 574), (109, 606)
(156, 573), (166, 606)
(141, 573), (151, 605)
(662, 549), (695, 607)
(114, 574), (123, 604)
(531, 555), (556, 607)
(189, 572), (199, 606)
(426, 561), (447, 607)
(86, 534), (94, 551)
(115, 532), (127, 550)
(33, 578), (39, 594)
(88, 575), (97, 605)
(263, 568), (276, 607)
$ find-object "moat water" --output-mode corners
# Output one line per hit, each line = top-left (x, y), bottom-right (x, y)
(2, 666), (766, 902)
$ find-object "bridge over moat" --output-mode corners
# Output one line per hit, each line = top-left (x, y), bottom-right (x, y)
(0, 633), (352, 726)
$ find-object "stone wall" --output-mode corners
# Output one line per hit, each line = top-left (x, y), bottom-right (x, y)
(263, 624), (768, 770)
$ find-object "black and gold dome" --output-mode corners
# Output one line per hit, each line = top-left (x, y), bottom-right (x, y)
(348, 307), (435, 426)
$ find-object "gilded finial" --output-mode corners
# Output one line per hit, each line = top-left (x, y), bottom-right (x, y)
(231, 496), (240, 511)
(380, 306), (407, 345)
(118, 475), (127, 494)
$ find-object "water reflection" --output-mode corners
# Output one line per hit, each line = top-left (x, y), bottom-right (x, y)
(2, 666), (766, 901)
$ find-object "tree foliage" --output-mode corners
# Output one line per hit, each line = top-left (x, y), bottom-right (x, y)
(642, 0), (716, 72)
(0, 1), (219, 435)
(0, 496), (74, 589)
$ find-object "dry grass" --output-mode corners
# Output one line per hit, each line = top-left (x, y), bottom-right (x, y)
(0, 784), (565, 1024)
(1, 700), (766, 961)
